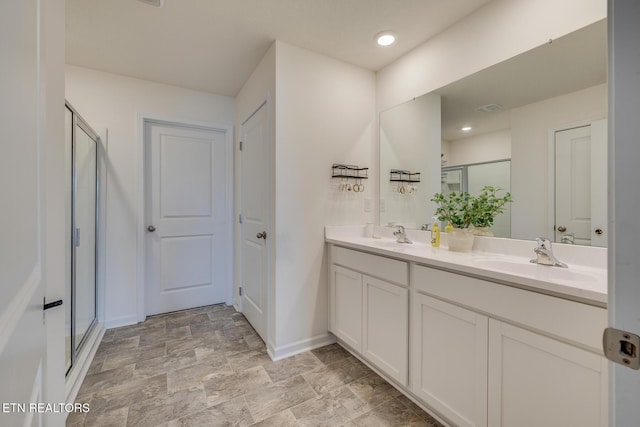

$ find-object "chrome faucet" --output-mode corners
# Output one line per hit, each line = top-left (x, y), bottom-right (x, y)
(530, 237), (568, 268)
(393, 225), (412, 244)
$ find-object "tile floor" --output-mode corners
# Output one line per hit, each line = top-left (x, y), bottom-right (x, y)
(67, 304), (443, 427)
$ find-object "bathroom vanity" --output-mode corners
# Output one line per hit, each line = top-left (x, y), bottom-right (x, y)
(326, 225), (608, 427)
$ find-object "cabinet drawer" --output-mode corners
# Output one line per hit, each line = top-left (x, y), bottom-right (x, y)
(332, 246), (408, 286)
(413, 264), (607, 352)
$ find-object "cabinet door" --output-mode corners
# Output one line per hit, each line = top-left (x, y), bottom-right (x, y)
(330, 265), (363, 352)
(411, 293), (488, 427)
(488, 319), (607, 427)
(362, 275), (408, 385)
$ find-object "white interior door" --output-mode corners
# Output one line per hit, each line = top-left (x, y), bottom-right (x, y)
(554, 123), (607, 246)
(146, 122), (229, 316)
(0, 0), (46, 425)
(555, 125), (592, 245)
(240, 104), (269, 341)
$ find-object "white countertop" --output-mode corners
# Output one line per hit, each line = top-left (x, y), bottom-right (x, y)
(326, 225), (608, 307)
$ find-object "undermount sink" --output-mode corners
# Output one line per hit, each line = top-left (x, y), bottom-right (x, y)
(474, 258), (599, 283)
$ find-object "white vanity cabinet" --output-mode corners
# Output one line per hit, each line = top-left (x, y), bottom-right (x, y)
(330, 265), (363, 351)
(329, 245), (409, 385)
(411, 292), (489, 427)
(488, 319), (608, 427)
(413, 264), (608, 427)
(362, 275), (408, 385)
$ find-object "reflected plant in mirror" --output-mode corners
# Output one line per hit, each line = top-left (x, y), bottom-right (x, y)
(468, 186), (513, 233)
(431, 186), (513, 236)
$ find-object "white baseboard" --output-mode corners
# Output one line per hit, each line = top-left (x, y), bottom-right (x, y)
(104, 314), (140, 329)
(65, 323), (105, 408)
(267, 333), (336, 361)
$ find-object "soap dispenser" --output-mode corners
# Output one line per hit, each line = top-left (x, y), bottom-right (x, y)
(430, 216), (440, 247)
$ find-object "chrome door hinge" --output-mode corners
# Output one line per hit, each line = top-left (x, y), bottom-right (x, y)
(239, 214), (243, 224)
(239, 287), (243, 296)
(239, 141), (243, 151)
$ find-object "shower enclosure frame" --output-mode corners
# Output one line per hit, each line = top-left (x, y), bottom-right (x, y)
(65, 101), (100, 376)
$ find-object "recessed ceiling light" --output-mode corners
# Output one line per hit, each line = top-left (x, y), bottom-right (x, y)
(376, 31), (396, 46)
(461, 126), (472, 132)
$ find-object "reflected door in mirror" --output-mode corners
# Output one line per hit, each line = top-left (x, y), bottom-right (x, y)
(554, 120), (607, 247)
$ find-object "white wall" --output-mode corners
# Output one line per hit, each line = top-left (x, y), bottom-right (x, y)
(65, 66), (235, 327)
(273, 41), (376, 355)
(510, 83), (607, 239)
(445, 129), (511, 167)
(376, 0), (606, 112)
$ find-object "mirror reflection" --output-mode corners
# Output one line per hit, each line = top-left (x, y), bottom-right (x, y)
(442, 160), (511, 238)
(379, 19), (607, 246)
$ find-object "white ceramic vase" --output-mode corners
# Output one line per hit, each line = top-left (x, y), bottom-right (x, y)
(470, 226), (493, 237)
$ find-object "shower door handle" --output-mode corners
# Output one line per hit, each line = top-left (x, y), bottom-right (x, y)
(43, 299), (63, 311)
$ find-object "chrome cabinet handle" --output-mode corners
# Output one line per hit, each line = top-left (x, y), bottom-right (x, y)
(256, 231), (267, 239)
(557, 225), (567, 232)
(595, 228), (604, 235)
(148, 225), (156, 232)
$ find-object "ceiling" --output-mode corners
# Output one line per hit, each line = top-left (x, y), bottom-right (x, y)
(66, 0), (493, 97)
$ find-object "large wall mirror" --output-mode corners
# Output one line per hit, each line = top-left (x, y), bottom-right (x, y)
(379, 19), (607, 246)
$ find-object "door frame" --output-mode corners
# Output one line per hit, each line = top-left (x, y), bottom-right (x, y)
(546, 117), (607, 240)
(236, 98), (273, 343)
(609, 1), (640, 424)
(136, 114), (234, 322)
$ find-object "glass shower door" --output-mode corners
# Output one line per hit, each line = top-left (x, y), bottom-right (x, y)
(73, 123), (97, 352)
(65, 102), (99, 376)
(441, 167), (464, 195)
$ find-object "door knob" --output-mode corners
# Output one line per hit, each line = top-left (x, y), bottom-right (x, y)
(595, 228), (604, 235)
(148, 225), (156, 232)
(557, 225), (567, 232)
(256, 231), (267, 239)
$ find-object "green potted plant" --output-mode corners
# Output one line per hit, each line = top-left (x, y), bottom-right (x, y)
(468, 186), (513, 236)
(431, 186), (513, 251)
(430, 190), (475, 251)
